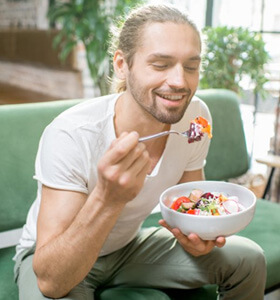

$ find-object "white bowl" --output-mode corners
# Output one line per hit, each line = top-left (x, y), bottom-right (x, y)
(160, 181), (256, 240)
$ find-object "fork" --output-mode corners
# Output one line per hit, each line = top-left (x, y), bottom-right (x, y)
(139, 129), (190, 142)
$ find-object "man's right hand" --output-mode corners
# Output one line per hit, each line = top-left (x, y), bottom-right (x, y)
(96, 131), (151, 205)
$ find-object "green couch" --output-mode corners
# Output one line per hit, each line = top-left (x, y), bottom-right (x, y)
(1, 89), (280, 300)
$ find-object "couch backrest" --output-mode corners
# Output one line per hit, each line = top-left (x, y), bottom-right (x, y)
(196, 89), (250, 181)
(0, 89), (249, 232)
(0, 99), (82, 232)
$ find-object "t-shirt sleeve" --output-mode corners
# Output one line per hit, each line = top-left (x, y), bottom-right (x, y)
(184, 100), (212, 172)
(34, 121), (88, 194)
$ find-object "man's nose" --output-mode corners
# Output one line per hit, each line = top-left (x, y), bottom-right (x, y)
(167, 65), (186, 88)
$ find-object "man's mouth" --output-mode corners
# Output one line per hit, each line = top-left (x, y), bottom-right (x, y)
(157, 93), (185, 101)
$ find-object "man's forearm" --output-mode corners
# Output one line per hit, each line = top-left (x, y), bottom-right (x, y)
(33, 131), (150, 298)
(33, 193), (125, 298)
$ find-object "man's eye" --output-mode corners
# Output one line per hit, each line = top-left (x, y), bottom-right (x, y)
(152, 64), (168, 69)
(184, 66), (199, 72)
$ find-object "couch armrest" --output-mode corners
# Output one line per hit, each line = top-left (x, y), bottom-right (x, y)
(0, 228), (22, 249)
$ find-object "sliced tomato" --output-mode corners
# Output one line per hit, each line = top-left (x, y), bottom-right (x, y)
(170, 196), (191, 210)
(187, 209), (200, 215)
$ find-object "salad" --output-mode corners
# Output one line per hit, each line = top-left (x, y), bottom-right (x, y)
(170, 189), (245, 216)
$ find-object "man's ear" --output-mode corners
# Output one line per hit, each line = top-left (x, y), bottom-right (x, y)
(113, 50), (128, 80)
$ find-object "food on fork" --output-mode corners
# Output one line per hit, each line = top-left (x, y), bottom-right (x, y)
(187, 116), (212, 143)
(138, 116), (212, 143)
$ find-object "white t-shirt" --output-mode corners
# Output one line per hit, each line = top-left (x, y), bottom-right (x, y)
(15, 93), (211, 259)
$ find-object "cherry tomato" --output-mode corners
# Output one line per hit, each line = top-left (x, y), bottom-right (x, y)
(170, 196), (191, 210)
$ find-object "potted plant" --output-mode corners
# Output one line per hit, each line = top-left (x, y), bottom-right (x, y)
(199, 26), (270, 99)
(48, 0), (144, 96)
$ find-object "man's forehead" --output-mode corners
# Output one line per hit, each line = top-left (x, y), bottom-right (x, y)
(140, 22), (200, 46)
(137, 23), (201, 58)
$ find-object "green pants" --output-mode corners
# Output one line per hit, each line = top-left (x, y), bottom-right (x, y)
(14, 227), (266, 300)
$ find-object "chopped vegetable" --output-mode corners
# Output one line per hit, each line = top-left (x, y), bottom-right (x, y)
(170, 189), (244, 216)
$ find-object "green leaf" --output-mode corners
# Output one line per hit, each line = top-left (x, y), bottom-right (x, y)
(59, 40), (77, 62)
(52, 31), (64, 49)
(47, 0), (148, 95)
(200, 26), (271, 98)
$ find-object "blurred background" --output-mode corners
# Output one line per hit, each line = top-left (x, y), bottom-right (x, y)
(0, 0), (279, 200)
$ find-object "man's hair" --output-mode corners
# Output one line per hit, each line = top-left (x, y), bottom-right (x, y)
(110, 4), (201, 93)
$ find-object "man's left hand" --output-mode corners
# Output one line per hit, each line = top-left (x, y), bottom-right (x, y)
(159, 219), (226, 257)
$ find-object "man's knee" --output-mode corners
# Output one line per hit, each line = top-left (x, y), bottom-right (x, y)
(237, 237), (266, 278)
(219, 235), (266, 284)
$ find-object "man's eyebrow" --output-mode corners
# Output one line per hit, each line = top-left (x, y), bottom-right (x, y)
(147, 53), (173, 60)
(147, 53), (201, 61)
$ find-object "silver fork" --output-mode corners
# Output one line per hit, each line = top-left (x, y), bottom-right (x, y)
(139, 130), (190, 142)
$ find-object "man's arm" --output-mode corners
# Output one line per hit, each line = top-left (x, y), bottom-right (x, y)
(33, 132), (151, 298)
(159, 168), (226, 256)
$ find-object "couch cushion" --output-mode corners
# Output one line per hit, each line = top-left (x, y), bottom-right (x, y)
(0, 99), (82, 232)
(0, 246), (18, 300)
(236, 199), (280, 292)
(95, 287), (171, 300)
(95, 285), (217, 300)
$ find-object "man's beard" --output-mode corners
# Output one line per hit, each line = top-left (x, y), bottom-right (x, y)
(127, 72), (193, 124)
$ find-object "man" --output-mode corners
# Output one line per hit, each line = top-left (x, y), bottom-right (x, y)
(14, 4), (266, 300)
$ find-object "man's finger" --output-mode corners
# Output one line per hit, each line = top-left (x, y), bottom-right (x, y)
(215, 237), (226, 248)
(104, 131), (139, 165)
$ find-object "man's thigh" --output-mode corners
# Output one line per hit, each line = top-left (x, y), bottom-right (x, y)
(102, 226), (209, 289)
(103, 227), (264, 291)
(16, 254), (94, 300)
